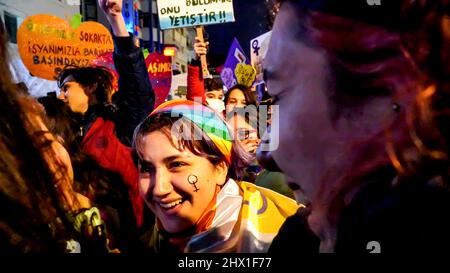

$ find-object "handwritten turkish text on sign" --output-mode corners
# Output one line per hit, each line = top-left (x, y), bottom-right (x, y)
(146, 52), (173, 107)
(156, 0), (235, 30)
(18, 14), (114, 80)
(92, 51), (172, 108)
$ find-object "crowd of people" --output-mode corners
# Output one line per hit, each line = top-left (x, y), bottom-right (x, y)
(1, 0), (450, 254)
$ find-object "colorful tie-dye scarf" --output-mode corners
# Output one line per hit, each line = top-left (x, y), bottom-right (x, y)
(150, 99), (233, 164)
(150, 179), (300, 253)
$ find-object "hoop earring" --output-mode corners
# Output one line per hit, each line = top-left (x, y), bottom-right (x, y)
(392, 103), (401, 112)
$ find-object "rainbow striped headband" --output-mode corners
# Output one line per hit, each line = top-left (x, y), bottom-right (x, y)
(150, 100), (233, 164)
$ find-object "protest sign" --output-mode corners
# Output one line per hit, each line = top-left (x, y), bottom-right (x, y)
(91, 51), (172, 108)
(220, 38), (255, 90)
(17, 14), (114, 80)
(156, 0), (235, 30)
(250, 31), (272, 86)
(146, 52), (173, 107)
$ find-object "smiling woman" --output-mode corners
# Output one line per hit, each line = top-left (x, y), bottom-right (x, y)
(132, 100), (299, 253)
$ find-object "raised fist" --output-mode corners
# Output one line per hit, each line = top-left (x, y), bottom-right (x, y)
(98, 0), (123, 19)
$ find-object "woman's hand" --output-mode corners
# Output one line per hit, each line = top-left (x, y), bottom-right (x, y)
(74, 193), (92, 210)
(98, 0), (122, 17)
(57, 182), (92, 212)
(98, 0), (129, 37)
(193, 37), (209, 61)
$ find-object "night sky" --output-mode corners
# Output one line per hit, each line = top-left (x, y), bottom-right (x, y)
(204, 0), (272, 67)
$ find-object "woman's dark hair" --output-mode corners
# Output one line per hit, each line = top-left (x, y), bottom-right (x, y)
(133, 113), (252, 181)
(225, 84), (257, 107)
(38, 95), (138, 253)
(0, 20), (73, 252)
(37, 94), (103, 193)
(57, 66), (115, 104)
(275, 0), (450, 179)
(37, 95), (137, 250)
(204, 77), (224, 92)
(274, 0), (450, 227)
(37, 95), (83, 154)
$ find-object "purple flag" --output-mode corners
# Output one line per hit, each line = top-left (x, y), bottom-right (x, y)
(220, 38), (250, 90)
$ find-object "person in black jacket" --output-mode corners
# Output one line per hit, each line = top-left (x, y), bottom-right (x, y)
(58, 0), (153, 146)
(260, 0), (450, 253)
(56, 0), (154, 227)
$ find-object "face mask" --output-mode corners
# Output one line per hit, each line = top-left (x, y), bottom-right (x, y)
(206, 98), (225, 114)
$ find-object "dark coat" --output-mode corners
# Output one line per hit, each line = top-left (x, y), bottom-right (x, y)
(269, 168), (450, 253)
(81, 34), (154, 227)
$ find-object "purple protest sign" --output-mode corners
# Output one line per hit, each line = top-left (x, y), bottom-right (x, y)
(220, 38), (255, 90)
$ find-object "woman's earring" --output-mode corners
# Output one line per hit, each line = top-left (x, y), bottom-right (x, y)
(392, 103), (401, 112)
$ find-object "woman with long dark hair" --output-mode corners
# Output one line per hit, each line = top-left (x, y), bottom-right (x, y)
(0, 18), (101, 253)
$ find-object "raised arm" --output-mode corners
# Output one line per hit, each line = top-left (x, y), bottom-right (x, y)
(187, 37), (207, 103)
(98, 0), (154, 145)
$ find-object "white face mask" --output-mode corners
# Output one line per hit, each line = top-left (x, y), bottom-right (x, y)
(206, 98), (225, 114)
